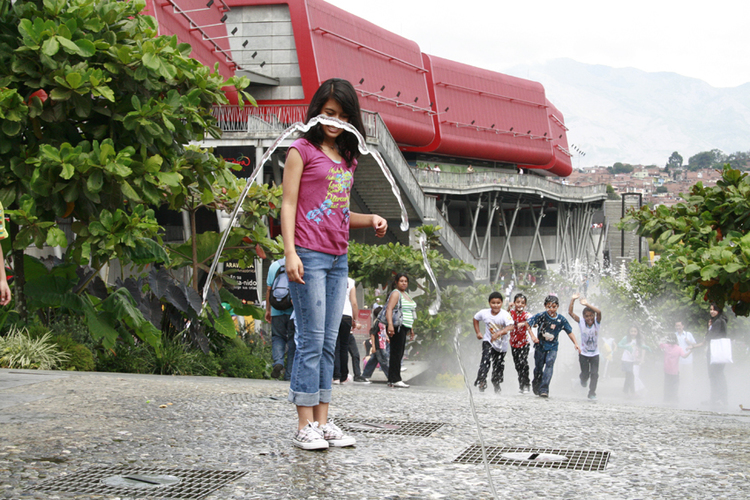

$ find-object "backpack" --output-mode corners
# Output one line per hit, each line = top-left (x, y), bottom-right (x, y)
(269, 261), (292, 310)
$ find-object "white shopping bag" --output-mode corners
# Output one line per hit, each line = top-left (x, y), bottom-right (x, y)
(710, 338), (733, 364)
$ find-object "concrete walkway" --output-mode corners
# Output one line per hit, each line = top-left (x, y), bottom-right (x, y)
(1, 363), (748, 500)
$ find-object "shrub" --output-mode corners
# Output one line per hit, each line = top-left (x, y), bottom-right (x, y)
(0, 326), (69, 370)
(64, 344), (96, 372)
(52, 335), (95, 371)
(49, 315), (96, 350)
(95, 342), (152, 374)
(148, 336), (205, 376)
(218, 341), (269, 379)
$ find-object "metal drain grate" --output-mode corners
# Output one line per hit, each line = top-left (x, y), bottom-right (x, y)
(333, 418), (444, 437)
(453, 446), (610, 471)
(34, 466), (248, 499)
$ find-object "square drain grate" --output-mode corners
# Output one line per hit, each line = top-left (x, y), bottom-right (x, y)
(453, 445), (610, 471)
(34, 466), (248, 499)
(333, 418), (444, 437)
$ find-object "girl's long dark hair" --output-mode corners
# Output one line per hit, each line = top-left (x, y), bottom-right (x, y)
(302, 78), (365, 168)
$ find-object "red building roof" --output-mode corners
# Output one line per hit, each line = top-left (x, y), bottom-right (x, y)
(152, 0), (573, 176)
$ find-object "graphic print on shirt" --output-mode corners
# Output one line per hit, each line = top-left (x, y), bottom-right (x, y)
(305, 165), (352, 225)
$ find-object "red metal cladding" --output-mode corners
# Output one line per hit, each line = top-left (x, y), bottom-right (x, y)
(147, 0), (237, 80)
(304, 0), (435, 147)
(426, 54), (555, 167)
(165, 0), (572, 175)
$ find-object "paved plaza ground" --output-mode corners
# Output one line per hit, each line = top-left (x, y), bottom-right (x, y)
(1, 357), (748, 500)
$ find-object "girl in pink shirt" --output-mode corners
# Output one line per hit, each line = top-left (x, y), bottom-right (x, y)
(282, 79), (387, 450)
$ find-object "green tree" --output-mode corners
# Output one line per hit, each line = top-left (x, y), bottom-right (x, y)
(655, 185), (668, 194)
(687, 149), (725, 171)
(606, 184), (620, 200)
(623, 165), (750, 316)
(666, 151), (683, 170)
(611, 162), (634, 174)
(727, 150), (750, 170)
(0, 0), (270, 346)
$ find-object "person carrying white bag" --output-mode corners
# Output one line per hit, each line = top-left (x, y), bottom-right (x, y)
(696, 303), (730, 407)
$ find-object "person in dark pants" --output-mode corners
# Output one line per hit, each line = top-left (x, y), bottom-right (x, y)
(696, 303), (729, 406)
(363, 309), (389, 379)
(568, 293), (602, 400)
(473, 291), (514, 393)
(265, 258), (295, 380)
(384, 273), (416, 388)
(333, 277), (358, 384)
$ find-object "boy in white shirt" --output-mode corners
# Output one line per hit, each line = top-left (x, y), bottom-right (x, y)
(473, 292), (515, 393)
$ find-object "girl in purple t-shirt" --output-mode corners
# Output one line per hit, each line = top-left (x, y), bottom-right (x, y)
(281, 78), (387, 451)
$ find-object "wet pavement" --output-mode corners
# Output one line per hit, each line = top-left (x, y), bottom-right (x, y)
(1, 358), (749, 500)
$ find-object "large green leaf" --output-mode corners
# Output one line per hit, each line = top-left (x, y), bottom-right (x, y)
(212, 306), (237, 338)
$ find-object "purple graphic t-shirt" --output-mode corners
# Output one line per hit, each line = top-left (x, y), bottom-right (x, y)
(289, 138), (356, 256)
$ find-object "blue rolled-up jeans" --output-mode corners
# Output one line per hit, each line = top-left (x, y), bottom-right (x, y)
(287, 247), (348, 407)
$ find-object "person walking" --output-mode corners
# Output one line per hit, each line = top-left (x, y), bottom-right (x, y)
(696, 303), (729, 407)
(265, 258), (295, 380)
(383, 273), (416, 388)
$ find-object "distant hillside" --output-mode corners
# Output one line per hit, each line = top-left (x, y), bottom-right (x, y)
(503, 59), (750, 168)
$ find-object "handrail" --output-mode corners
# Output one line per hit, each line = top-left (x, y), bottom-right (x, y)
(364, 112), (490, 281)
(412, 169), (607, 201)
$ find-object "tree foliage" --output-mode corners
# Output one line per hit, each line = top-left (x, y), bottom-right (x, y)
(687, 149), (725, 171)
(0, 0), (276, 346)
(666, 151), (683, 170)
(0, 0), (254, 269)
(624, 165), (750, 316)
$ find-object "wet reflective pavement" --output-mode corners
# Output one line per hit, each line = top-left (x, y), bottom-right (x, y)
(1, 366), (748, 499)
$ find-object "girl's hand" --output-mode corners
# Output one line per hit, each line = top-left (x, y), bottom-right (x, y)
(579, 298), (589, 306)
(476, 332), (483, 340)
(387, 325), (395, 337)
(372, 215), (388, 237)
(409, 330), (415, 341)
(285, 253), (305, 284)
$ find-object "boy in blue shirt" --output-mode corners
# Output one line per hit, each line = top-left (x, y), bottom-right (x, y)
(526, 295), (580, 398)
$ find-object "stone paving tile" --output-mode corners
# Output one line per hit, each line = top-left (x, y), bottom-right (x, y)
(1, 368), (749, 500)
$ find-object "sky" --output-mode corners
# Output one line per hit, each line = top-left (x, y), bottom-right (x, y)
(324, 0), (750, 89)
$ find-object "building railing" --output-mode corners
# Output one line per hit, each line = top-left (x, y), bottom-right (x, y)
(212, 105), (308, 133)
(213, 105), (379, 138)
(412, 169), (607, 200)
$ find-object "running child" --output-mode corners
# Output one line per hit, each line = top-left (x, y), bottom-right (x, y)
(568, 293), (602, 400)
(473, 291), (515, 393)
(282, 78), (387, 450)
(508, 293), (532, 394)
(527, 295), (580, 398)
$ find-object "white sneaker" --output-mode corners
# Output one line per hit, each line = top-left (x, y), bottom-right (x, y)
(391, 381), (410, 388)
(332, 379), (341, 385)
(292, 421), (329, 450)
(320, 421), (356, 447)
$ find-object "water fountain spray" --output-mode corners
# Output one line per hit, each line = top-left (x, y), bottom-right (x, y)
(199, 115), (410, 311)
(419, 235), (498, 499)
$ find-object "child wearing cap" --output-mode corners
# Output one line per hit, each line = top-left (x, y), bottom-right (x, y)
(527, 295), (580, 398)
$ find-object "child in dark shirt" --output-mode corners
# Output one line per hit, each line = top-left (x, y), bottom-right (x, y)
(527, 295), (580, 398)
